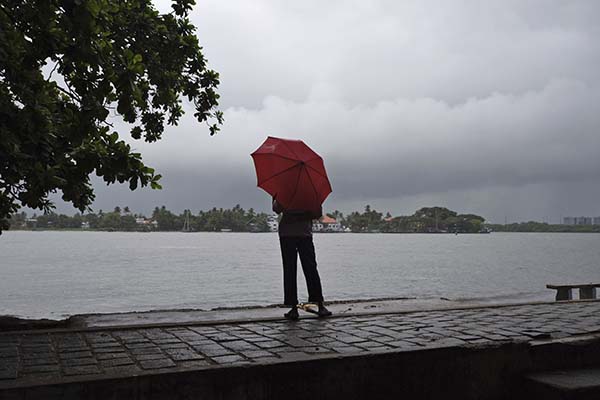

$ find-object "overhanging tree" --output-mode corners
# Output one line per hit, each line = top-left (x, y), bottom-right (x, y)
(0, 0), (222, 233)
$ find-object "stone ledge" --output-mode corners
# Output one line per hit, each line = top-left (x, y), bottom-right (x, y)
(1, 300), (599, 399)
(2, 299), (598, 336)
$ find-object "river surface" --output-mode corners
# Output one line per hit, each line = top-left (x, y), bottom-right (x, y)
(1, 231), (599, 319)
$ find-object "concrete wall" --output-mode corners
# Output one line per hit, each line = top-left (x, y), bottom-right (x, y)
(3, 339), (600, 400)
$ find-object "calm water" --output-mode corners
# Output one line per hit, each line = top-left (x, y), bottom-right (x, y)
(1, 231), (599, 319)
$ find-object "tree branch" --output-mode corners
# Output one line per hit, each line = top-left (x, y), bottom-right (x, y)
(56, 85), (81, 103)
(100, 119), (115, 129)
(46, 61), (60, 82)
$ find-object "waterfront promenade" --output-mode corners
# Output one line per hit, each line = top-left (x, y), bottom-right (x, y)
(1, 300), (600, 399)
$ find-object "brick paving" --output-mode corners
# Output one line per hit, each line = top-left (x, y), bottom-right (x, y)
(1, 301), (600, 388)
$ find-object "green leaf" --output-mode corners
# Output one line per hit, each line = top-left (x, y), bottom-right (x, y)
(150, 181), (162, 190)
(130, 126), (142, 140)
(0, 0), (221, 234)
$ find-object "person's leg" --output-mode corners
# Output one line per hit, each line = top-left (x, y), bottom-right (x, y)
(297, 237), (324, 303)
(280, 237), (299, 311)
(298, 237), (331, 316)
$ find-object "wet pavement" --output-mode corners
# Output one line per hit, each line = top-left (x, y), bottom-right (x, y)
(1, 300), (599, 389)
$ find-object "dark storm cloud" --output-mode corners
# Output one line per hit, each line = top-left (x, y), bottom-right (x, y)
(193, 1), (600, 108)
(74, 1), (600, 223)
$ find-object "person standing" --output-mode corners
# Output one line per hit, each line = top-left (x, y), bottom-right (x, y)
(273, 198), (332, 320)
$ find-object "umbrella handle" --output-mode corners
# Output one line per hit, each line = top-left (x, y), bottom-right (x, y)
(272, 198), (284, 214)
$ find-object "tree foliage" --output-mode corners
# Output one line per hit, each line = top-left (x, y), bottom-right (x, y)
(383, 207), (485, 233)
(0, 0), (222, 233)
(344, 205), (384, 232)
(9, 204), (271, 232)
(487, 222), (600, 233)
(343, 206), (486, 233)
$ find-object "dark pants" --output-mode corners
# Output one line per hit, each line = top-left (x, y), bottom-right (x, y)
(279, 236), (324, 306)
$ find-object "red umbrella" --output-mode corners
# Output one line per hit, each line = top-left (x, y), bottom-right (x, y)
(251, 136), (332, 212)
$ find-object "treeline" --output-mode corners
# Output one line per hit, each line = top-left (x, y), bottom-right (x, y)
(487, 222), (600, 233)
(338, 206), (486, 233)
(8, 205), (488, 233)
(8, 205), (270, 232)
(9, 205), (600, 233)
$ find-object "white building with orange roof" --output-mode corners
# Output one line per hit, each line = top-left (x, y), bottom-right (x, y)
(314, 215), (343, 232)
(267, 214), (279, 232)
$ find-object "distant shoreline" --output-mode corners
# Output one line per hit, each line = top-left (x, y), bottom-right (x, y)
(4, 228), (600, 234)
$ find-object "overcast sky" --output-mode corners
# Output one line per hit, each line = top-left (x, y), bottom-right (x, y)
(57, 1), (600, 223)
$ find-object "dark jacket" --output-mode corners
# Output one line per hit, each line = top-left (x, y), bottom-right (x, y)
(272, 199), (322, 237)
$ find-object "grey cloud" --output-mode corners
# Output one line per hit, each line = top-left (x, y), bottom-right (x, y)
(192, 0), (600, 107)
(81, 77), (600, 223)
(47, 1), (600, 223)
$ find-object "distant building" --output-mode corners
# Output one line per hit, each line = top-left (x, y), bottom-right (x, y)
(313, 216), (343, 232)
(322, 216), (343, 232)
(576, 217), (593, 225)
(564, 216), (594, 225)
(25, 218), (38, 228)
(312, 221), (324, 232)
(135, 217), (152, 226)
(135, 218), (158, 228)
(267, 214), (278, 232)
(563, 217), (575, 225)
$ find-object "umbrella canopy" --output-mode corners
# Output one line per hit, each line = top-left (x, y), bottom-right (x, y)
(251, 136), (332, 212)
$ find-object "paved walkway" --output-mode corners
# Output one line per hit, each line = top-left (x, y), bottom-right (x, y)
(1, 301), (600, 389)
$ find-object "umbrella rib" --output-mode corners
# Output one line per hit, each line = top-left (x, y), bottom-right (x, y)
(305, 167), (321, 206)
(305, 162), (329, 180)
(305, 156), (321, 163)
(305, 166), (330, 205)
(287, 164), (304, 208)
(251, 153), (299, 163)
(256, 162), (300, 186)
(281, 140), (301, 160)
